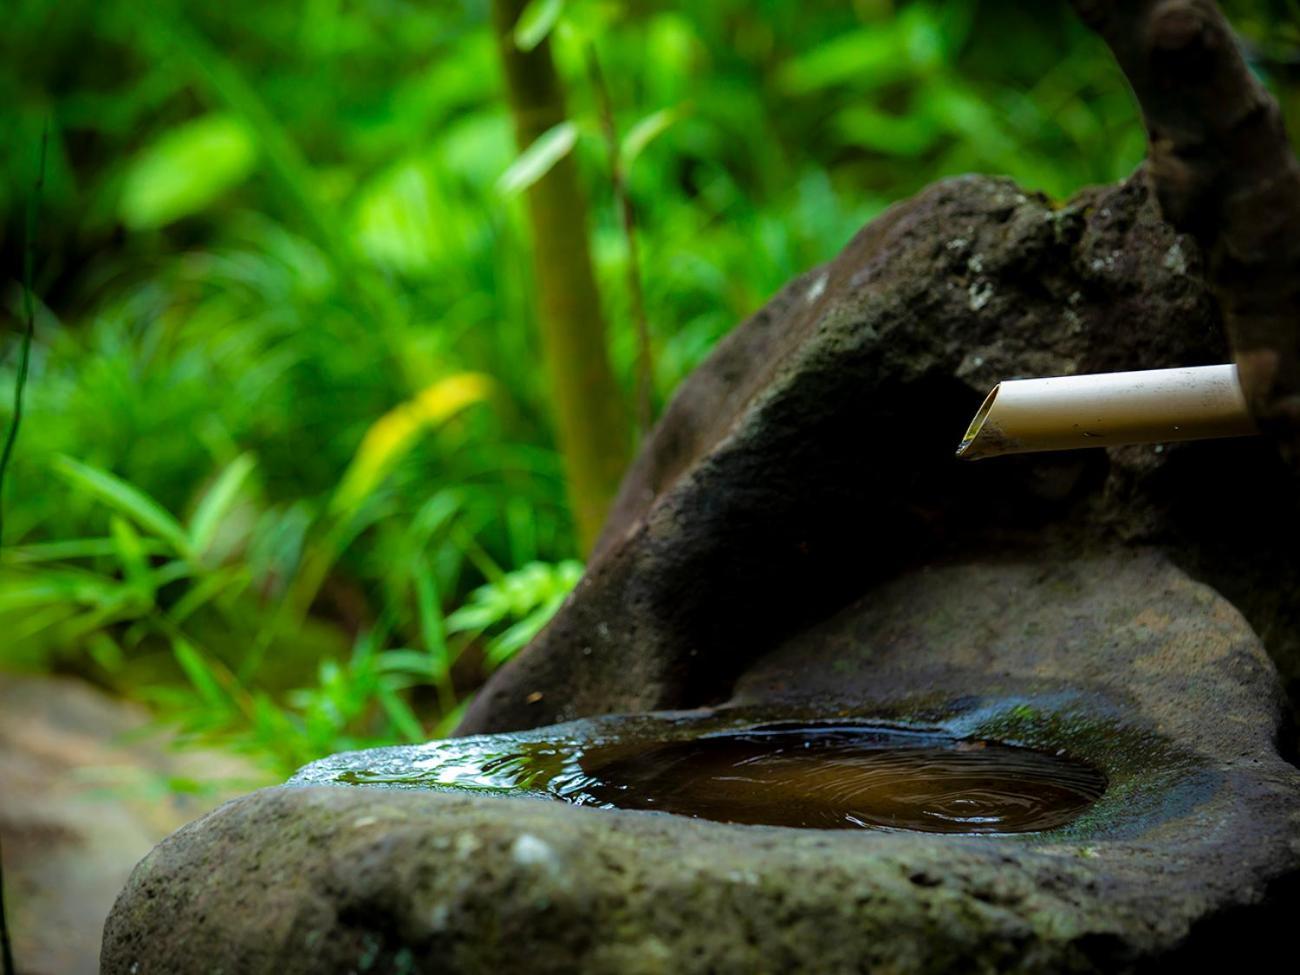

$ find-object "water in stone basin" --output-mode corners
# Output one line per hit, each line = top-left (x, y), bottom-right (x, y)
(338, 723), (1106, 833)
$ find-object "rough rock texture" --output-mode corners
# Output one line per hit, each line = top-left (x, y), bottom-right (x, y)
(457, 171), (1300, 737)
(102, 551), (1300, 974)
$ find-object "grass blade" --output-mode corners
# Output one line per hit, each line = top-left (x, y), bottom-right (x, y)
(172, 638), (229, 711)
(376, 684), (426, 743)
(53, 455), (193, 560)
(188, 453), (255, 558)
(109, 515), (157, 604)
(413, 556), (456, 713)
(0, 537), (168, 564)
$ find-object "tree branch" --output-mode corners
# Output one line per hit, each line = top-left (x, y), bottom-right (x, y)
(1071, 0), (1300, 455)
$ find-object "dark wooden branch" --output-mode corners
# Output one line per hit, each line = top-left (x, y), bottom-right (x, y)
(1071, 0), (1300, 456)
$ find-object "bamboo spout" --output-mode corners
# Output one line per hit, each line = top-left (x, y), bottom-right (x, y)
(956, 364), (1259, 460)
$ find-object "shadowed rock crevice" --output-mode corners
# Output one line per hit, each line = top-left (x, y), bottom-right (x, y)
(1146, 870), (1300, 974)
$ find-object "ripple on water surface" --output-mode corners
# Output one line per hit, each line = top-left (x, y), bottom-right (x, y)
(338, 724), (1106, 834)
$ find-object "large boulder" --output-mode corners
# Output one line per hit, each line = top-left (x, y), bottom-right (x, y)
(101, 551), (1300, 974)
(456, 172), (1300, 736)
(101, 170), (1300, 973)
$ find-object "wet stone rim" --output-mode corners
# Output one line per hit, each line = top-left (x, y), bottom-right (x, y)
(291, 697), (1204, 842)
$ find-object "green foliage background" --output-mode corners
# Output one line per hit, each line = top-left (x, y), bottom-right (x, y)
(1, 0), (1296, 774)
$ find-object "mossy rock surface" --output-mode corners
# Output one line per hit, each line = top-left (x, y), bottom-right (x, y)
(102, 552), (1300, 974)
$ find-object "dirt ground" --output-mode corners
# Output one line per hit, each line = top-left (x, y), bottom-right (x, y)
(0, 672), (270, 975)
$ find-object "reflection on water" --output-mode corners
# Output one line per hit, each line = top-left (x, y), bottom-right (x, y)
(338, 724), (1105, 834)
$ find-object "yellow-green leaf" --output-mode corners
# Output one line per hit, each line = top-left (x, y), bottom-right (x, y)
(332, 373), (493, 516)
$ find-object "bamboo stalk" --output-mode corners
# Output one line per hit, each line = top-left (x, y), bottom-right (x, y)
(956, 364), (1259, 460)
(491, 0), (632, 554)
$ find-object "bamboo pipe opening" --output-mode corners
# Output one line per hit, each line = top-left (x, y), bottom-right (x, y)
(956, 364), (1260, 460)
(959, 386), (1001, 456)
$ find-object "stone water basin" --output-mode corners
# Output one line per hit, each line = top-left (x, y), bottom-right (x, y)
(102, 553), (1300, 973)
(296, 709), (1123, 838)
(96, 168), (1300, 972)
(308, 718), (1107, 834)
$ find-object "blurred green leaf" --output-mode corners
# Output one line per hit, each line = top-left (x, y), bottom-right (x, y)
(377, 649), (440, 675)
(86, 632), (125, 673)
(167, 567), (248, 624)
(0, 570), (126, 612)
(413, 557), (449, 678)
(497, 121), (578, 197)
(778, 28), (910, 95)
(446, 559), (582, 667)
(485, 600), (561, 666)
(173, 638), (228, 711)
(188, 453), (256, 559)
(514, 0), (565, 52)
(622, 105), (685, 169)
(377, 684), (426, 743)
(835, 104), (940, 157)
(1, 538), (169, 564)
(118, 113), (256, 229)
(353, 157), (449, 274)
(53, 456), (193, 559)
(109, 515), (155, 603)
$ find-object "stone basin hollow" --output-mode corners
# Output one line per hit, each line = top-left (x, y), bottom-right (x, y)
(338, 723), (1107, 834)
